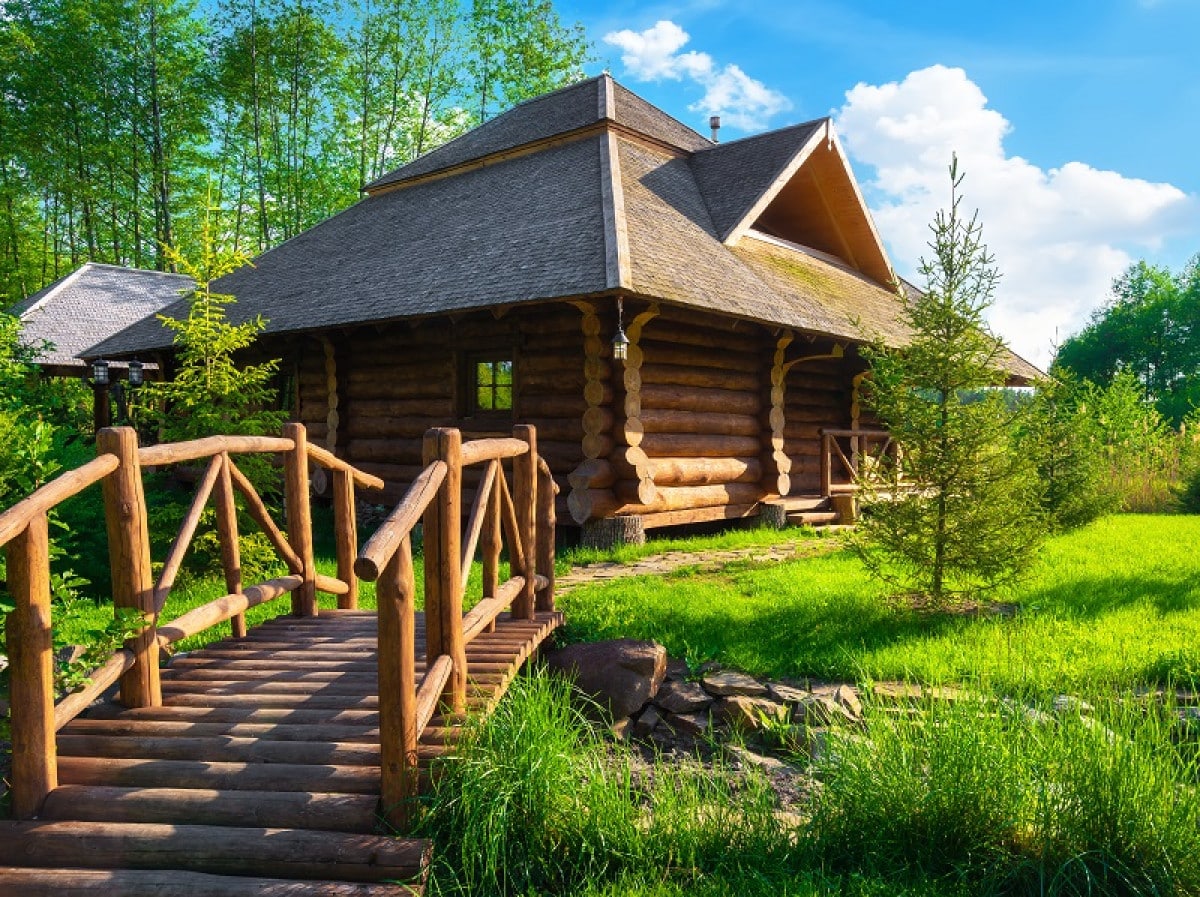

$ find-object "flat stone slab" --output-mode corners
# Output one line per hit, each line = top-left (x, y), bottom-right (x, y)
(655, 680), (712, 714)
(702, 671), (768, 697)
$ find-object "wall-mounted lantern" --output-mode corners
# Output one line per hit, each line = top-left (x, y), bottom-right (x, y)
(612, 298), (629, 362)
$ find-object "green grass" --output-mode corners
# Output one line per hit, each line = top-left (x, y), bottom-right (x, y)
(562, 515), (1200, 698)
(558, 523), (829, 568)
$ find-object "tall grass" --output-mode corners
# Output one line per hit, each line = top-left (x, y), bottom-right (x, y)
(807, 695), (1200, 895)
(417, 672), (796, 896)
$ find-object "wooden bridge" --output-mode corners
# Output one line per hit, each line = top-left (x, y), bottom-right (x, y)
(0, 423), (560, 894)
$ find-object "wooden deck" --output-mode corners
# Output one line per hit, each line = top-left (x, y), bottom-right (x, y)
(0, 608), (562, 894)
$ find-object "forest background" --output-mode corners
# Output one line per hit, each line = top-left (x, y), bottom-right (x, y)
(0, 0), (590, 307)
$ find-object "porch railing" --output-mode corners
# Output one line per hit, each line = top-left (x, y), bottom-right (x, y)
(819, 428), (899, 496)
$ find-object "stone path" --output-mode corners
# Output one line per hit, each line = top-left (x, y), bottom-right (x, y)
(556, 538), (843, 595)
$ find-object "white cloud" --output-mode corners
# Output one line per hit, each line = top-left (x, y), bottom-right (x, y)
(604, 20), (791, 131)
(835, 65), (1195, 368)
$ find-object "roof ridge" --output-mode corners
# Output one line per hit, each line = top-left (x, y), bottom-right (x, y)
(17, 262), (94, 320)
(692, 117), (830, 153)
(609, 78), (710, 146)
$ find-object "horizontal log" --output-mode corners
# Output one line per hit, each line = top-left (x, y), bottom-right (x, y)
(567, 459), (615, 490)
(567, 488), (621, 524)
(345, 440), (422, 465)
(639, 433), (763, 458)
(616, 482), (764, 514)
(355, 461), (448, 581)
(639, 383), (762, 415)
(351, 462), (425, 485)
(0, 454), (118, 550)
(305, 444), (384, 490)
(538, 440), (583, 468)
(0, 820), (429, 882)
(519, 418), (584, 443)
(645, 456), (762, 487)
(518, 394), (588, 418)
(640, 408), (762, 437)
(40, 784), (380, 833)
(139, 435), (294, 467)
(344, 416), (453, 440)
(157, 576), (303, 646)
(460, 437), (528, 466)
(639, 322), (765, 355)
(639, 364), (760, 392)
(640, 502), (760, 530)
(53, 649), (135, 731)
(520, 354), (593, 376)
(315, 574), (349, 596)
(0, 867), (415, 896)
(637, 342), (763, 373)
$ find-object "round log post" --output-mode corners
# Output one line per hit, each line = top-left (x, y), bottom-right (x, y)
(332, 467), (359, 609)
(5, 512), (57, 818)
(536, 457), (556, 613)
(423, 428), (466, 713)
(377, 536), (418, 830)
(512, 425), (537, 621)
(213, 453), (246, 638)
(97, 426), (160, 708)
(582, 516), (645, 550)
(283, 423), (317, 617)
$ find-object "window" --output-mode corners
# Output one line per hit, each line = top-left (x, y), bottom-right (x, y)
(470, 356), (514, 415)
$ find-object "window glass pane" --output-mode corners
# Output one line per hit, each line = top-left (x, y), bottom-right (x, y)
(494, 384), (513, 410)
(470, 355), (513, 414)
(477, 361), (494, 387)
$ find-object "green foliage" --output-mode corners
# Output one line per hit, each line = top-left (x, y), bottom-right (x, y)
(561, 515), (1200, 698)
(855, 158), (1043, 604)
(419, 671), (793, 897)
(53, 608), (145, 698)
(806, 696), (1200, 894)
(1056, 255), (1200, 427)
(1020, 375), (1119, 531)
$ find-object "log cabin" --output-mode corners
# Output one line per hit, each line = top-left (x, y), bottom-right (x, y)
(86, 74), (1040, 542)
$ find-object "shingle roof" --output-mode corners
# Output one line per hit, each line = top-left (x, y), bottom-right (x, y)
(91, 135), (612, 356)
(364, 74), (711, 193)
(689, 121), (825, 240)
(88, 75), (1043, 380)
(12, 263), (191, 368)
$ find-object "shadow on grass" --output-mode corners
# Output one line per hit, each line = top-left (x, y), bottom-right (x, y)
(1019, 572), (1200, 619)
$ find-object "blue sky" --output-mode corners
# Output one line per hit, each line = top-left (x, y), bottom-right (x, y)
(558, 0), (1200, 365)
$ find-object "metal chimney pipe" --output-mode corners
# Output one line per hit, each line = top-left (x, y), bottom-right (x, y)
(709, 115), (721, 143)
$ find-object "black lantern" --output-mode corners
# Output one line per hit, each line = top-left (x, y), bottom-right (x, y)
(128, 359), (144, 388)
(91, 358), (110, 386)
(612, 298), (629, 361)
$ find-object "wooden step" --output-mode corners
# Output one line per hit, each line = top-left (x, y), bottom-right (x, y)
(40, 785), (380, 833)
(63, 717), (384, 743)
(81, 704), (381, 725)
(0, 867), (423, 896)
(56, 733), (385, 766)
(787, 510), (841, 526)
(58, 756), (384, 793)
(0, 821), (430, 884)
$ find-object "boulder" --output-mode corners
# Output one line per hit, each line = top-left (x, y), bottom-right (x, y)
(768, 683), (812, 705)
(545, 639), (667, 719)
(702, 671), (768, 698)
(717, 695), (788, 732)
(655, 680), (712, 714)
(665, 711), (710, 737)
(793, 694), (857, 727)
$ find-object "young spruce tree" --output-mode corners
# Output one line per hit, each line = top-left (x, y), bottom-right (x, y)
(855, 157), (1043, 605)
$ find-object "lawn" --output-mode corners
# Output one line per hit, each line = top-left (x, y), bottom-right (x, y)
(561, 515), (1200, 698)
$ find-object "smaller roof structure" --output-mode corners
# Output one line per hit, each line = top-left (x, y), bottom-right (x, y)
(10, 263), (192, 372)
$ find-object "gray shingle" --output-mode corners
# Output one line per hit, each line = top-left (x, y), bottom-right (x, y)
(14, 263), (191, 367)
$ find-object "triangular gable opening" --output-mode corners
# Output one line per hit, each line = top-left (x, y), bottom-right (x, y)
(729, 125), (896, 289)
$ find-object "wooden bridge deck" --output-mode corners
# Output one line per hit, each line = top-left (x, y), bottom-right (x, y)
(0, 608), (562, 895)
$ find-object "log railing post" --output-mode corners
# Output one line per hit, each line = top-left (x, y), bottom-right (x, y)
(377, 535), (418, 830)
(97, 426), (160, 708)
(332, 467), (358, 609)
(820, 432), (832, 498)
(5, 513), (57, 818)
(213, 453), (246, 638)
(481, 466), (501, 635)
(512, 425), (537, 620)
(283, 422), (317, 617)
(423, 428), (465, 713)
(535, 457), (556, 613)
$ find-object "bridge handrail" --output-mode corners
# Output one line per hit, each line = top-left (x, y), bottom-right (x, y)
(355, 424), (556, 829)
(1, 422), (381, 820)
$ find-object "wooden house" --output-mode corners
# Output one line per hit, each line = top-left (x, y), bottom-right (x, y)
(88, 74), (1040, 539)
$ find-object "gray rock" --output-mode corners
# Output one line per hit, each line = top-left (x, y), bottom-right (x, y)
(664, 658), (690, 682)
(793, 694), (857, 727)
(726, 744), (791, 774)
(768, 683), (812, 704)
(545, 639), (668, 719)
(655, 679), (712, 714)
(666, 711), (710, 737)
(833, 684), (863, 719)
(702, 671), (768, 697)
(1053, 694), (1094, 716)
(717, 695), (788, 732)
(633, 705), (662, 739)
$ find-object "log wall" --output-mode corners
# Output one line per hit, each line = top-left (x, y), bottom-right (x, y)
(284, 299), (874, 528)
